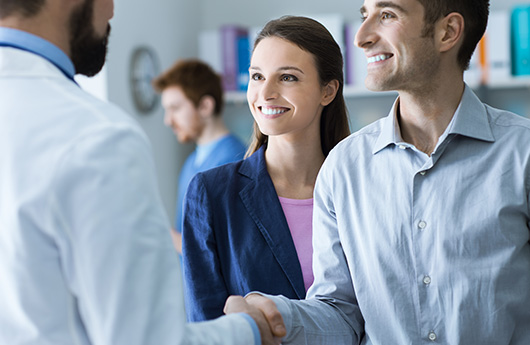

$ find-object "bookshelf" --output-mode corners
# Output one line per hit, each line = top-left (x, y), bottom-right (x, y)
(223, 76), (530, 143)
(210, 0), (530, 140)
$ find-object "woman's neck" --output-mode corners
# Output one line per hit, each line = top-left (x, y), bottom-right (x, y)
(265, 137), (325, 199)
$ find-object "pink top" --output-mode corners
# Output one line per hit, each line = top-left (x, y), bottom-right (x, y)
(278, 197), (314, 292)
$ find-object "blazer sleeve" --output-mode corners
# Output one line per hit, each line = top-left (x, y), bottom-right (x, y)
(182, 173), (230, 321)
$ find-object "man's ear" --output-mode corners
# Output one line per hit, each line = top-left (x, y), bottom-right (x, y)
(437, 12), (465, 53)
(198, 95), (216, 118)
(321, 79), (339, 106)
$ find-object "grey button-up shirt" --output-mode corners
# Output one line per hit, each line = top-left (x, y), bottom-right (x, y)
(270, 86), (530, 345)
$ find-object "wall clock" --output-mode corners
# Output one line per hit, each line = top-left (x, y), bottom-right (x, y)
(129, 46), (160, 114)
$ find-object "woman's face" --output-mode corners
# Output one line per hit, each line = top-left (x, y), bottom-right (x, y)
(247, 36), (333, 141)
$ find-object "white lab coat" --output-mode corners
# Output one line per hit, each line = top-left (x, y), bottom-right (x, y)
(0, 47), (256, 345)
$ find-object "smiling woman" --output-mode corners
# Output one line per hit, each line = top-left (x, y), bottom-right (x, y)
(181, 15), (351, 322)
(247, 36), (332, 139)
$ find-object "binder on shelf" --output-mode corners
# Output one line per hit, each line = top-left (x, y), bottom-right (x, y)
(511, 5), (530, 76)
(237, 35), (250, 91)
(484, 10), (511, 83)
(304, 14), (346, 81)
(345, 21), (367, 88)
(221, 25), (249, 91)
(304, 14), (345, 52)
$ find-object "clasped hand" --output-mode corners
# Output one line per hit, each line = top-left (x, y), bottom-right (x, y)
(224, 294), (286, 345)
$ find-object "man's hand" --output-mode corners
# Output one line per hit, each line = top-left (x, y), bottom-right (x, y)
(169, 228), (182, 254)
(224, 295), (286, 345)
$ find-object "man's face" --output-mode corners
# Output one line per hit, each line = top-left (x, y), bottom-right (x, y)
(354, 0), (440, 93)
(161, 86), (205, 143)
(69, 0), (114, 77)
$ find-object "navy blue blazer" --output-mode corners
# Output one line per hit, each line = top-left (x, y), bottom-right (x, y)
(182, 146), (306, 321)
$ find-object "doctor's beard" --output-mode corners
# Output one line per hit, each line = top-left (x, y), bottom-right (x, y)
(69, 0), (110, 77)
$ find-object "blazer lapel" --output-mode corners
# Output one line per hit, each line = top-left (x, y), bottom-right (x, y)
(238, 147), (306, 299)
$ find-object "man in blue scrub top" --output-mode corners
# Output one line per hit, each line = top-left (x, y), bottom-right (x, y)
(153, 59), (246, 254)
(0, 0), (282, 344)
(227, 0), (530, 344)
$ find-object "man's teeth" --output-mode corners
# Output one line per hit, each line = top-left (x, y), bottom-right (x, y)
(261, 107), (287, 115)
(367, 54), (392, 64)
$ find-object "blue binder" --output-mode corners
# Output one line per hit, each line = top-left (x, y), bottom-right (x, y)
(511, 5), (530, 76)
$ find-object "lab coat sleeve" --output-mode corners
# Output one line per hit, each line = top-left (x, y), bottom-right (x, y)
(49, 123), (257, 345)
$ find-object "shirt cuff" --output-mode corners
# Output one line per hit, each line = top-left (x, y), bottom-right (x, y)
(238, 313), (261, 345)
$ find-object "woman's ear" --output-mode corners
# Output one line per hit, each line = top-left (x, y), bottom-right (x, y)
(437, 12), (465, 53)
(321, 80), (339, 106)
(198, 95), (216, 118)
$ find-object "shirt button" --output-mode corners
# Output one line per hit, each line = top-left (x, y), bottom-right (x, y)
(420, 171), (427, 176)
(423, 275), (431, 285)
(418, 220), (427, 229)
(398, 144), (407, 150)
(428, 331), (437, 341)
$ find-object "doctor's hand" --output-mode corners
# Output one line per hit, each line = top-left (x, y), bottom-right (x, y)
(224, 295), (286, 345)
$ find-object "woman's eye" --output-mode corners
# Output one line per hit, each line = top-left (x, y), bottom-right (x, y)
(250, 73), (263, 81)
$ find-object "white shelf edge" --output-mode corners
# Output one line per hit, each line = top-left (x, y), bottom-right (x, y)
(225, 78), (530, 104)
(343, 86), (397, 98)
(225, 86), (397, 104)
(486, 76), (530, 90)
(225, 91), (248, 104)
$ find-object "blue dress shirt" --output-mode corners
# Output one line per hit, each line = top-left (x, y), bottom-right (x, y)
(175, 134), (246, 232)
(266, 86), (530, 344)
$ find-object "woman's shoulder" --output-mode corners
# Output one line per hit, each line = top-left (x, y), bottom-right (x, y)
(198, 158), (244, 180)
(191, 147), (264, 191)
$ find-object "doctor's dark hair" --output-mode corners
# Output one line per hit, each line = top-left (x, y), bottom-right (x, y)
(245, 15), (350, 158)
(153, 59), (224, 116)
(417, 0), (489, 70)
(0, 0), (45, 18)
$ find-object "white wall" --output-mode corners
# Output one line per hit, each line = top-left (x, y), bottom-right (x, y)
(103, 0), (201, 220)
(199, 0), (355, 30)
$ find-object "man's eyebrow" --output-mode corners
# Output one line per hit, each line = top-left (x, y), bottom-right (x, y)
(360, 1), (408, 15)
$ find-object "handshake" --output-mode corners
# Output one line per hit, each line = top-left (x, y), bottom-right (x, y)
(224, 294), (286, 345)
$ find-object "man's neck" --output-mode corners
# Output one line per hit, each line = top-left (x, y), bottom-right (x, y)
(0, 9), (71, 56)
(397, 77), (465, 156)
(196, 116), (230, 146)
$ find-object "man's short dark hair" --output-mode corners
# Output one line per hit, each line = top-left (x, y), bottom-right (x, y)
(0, 0), (45, 19)
(417, 0), (490, 70)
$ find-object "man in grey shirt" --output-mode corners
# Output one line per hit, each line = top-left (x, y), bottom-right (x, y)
(227, 0), (530, 343)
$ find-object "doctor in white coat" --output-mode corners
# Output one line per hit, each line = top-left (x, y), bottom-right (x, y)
(0, 0), (284, 344)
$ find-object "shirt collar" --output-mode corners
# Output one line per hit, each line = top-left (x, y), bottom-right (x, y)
(0, 27), (75, 80)
(372, 85), (495, 155)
